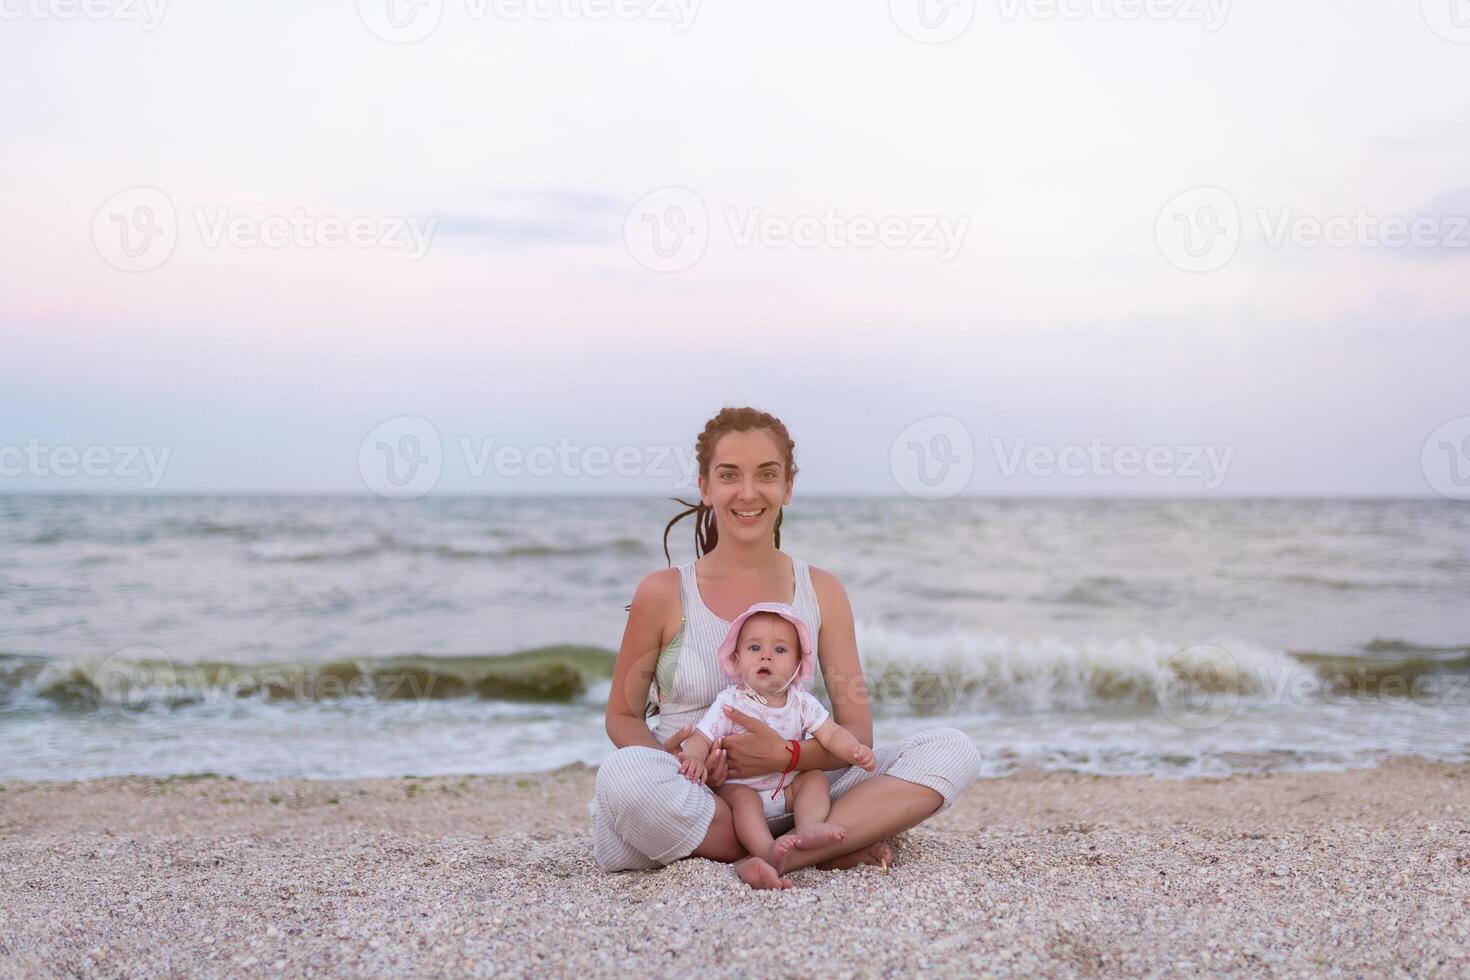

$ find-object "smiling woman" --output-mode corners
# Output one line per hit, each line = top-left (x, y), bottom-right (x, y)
(589, 406), (982, 890)
(656, 409), (799, 564)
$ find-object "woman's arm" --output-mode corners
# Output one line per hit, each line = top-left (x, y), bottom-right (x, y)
(604, 569), (681, 751)
(723, 567), (873, 776)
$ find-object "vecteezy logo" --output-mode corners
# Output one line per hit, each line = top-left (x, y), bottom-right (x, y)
(889, 0), (975, 43)
(93, 645), (175, 728)
(92, 187), (178, 273)
(359, 416), (443, 499)
(889, 416), (974, 500)
(1155, 643), (1240, 730)
(623, 187), (708, 272)
(1422, 0), (1470, 43)
(358, 0), (443, 43)
(1155, 187), (1240, 273)
(1421, 415), (1470, 500)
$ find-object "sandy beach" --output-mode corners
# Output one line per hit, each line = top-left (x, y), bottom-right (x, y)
(2, 758), (1467, 977)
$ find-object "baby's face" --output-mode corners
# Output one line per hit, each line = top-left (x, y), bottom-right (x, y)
(734, 613), (801, 698)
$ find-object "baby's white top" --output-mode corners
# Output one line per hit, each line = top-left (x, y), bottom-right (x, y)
(695, 684), (830, 794)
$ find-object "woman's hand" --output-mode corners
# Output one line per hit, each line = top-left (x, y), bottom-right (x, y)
(661, 723), (695, 756)
(720, 706), (792, 779)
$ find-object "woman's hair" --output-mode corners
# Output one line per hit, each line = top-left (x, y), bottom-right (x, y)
(661, 406), (798, 565)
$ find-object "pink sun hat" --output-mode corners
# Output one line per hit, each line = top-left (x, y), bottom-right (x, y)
(715, 601), (817, 688)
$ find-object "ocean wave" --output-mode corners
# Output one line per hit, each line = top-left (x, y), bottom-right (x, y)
(1289, 637), (1470, 693)
(0, 646), (616, 714)
(1041, 576), (1172, 609)
(248, 537), (649, 563)
(6, 626), (1468, 722)
(1360, 637), (1470, 657)
(17, 518), (332, 547)
(162, 519), (273, 540)
(847, 624), (1321, 714)
(911, 585), (1009, 602)
(248, 542), (384, 562)
(1277, 574), (1424, 592)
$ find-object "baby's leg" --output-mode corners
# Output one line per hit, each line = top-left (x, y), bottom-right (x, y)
(786, 770), (846, 849)
(715, 784), (777, 863)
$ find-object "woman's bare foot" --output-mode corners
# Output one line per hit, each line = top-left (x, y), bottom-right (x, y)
(734, 855), (793, 890)
(816, 839), (893, 872)
(792, 822), (846, 849)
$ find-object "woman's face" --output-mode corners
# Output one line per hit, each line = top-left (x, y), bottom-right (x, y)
(699, 429), (793, 543)
(733, 614), (801, 697)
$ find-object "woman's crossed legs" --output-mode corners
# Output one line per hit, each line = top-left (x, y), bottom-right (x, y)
(590, 728), (979, 888)
(694, 727), (979, 887)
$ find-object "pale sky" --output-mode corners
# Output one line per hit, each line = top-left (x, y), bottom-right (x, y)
(2, 0), (1467, 495)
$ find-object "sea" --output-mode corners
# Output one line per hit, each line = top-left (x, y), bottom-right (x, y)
(1, 494), (1467, 782)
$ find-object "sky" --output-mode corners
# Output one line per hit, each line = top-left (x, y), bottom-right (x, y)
(1, 0), (1468, 497)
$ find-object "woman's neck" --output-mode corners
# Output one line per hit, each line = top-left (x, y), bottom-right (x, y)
(702, 537), (785, 578)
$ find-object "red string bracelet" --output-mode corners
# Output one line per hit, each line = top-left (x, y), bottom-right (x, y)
(770, 738), (800, 801)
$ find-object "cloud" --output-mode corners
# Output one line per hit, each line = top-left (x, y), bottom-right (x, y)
(1395, 186), (1470, 261)
(1369, 119), (1470, 152)
(432, 189), (623, 247)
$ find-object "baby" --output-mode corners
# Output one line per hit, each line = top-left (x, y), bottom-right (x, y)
(675, 601), (876, 873)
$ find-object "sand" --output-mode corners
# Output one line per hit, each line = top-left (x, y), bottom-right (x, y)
(2, 758), (1469, 978)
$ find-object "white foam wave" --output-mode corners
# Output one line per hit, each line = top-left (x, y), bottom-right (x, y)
(849, 622), (1323, 713)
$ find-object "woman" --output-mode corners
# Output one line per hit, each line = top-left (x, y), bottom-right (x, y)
(590, 406), (980, 889)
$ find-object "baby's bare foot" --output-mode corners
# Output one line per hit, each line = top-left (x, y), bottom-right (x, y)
(793, 822), (846, 849)
(817, 839), (894, 872)
(734, 855), (793, 890)
(766, 834), (800, 873)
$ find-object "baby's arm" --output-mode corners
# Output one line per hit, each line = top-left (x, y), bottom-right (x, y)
(811, 719), (876, 771)
(680, 690), (734, 786)
(677, 731), (713, 783)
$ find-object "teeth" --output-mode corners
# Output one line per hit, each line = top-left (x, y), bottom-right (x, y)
(734, 509), (764, 518)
